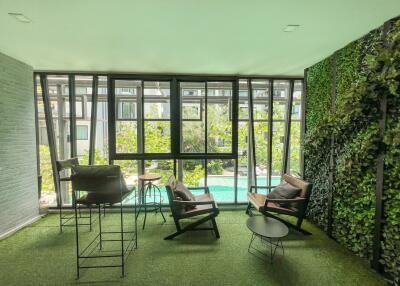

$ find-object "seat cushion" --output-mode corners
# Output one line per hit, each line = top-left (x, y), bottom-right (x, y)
(174, 182), (196, 210)
(174, 182), (195, 200)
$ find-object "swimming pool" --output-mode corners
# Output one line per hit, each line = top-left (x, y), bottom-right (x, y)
(138, 176), (282, 204)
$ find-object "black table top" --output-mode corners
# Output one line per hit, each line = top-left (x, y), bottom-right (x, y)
(246, 216), (289, 238)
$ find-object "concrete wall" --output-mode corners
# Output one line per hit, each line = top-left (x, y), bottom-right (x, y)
(0, 51), (39, 237)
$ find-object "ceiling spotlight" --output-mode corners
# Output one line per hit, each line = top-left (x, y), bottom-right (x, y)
(8, 13), (31, 23)
(284, 25), (300, 32)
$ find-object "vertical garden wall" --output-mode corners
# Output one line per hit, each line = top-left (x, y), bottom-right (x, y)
(304, 16), (400, 285)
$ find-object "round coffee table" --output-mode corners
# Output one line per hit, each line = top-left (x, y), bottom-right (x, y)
(246, 216), (289, 262)
(136, 174), (166, 229)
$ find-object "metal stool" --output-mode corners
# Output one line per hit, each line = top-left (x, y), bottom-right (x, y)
(136, 174), (166, 229)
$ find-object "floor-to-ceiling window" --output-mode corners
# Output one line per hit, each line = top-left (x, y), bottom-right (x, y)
(35, 73), (303, 207)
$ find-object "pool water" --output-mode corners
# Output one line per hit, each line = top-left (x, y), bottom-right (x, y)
(137, 176), (282, 204)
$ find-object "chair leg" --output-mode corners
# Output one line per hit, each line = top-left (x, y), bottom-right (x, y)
(98, 205), (102, 250)
(164, 214), (217, 240)
(59, 205), (63, 233)
(296, 216), (304, 229)
(245, 202), (252, 216)
(89, 206), (92, 232)
(74, 200), (80, 279)
(264, 212), (311, 235)
(211, 218), (220, 239)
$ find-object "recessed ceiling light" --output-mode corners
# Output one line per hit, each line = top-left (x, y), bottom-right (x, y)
(8, 13), (31, 23)
(284, 25), (300, 32)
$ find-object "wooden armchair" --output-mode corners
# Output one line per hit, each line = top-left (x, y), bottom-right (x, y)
(164, 176), (220, 240)
(246, 174), (313, 235)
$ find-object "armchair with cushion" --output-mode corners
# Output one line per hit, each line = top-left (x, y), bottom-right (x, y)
(164, 175), (220, 240)
(246, 174), (313, 235)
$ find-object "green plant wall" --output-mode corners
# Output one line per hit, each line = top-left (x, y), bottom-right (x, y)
(378, 20), (400, 285)
(304, 58), (333, 230)
(304, 17), (400, 285)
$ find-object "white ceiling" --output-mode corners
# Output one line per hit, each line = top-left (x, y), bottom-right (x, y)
(0, 0), (399, 76)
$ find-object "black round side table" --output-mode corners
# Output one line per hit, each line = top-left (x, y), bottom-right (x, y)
(246, 216), (289, 263)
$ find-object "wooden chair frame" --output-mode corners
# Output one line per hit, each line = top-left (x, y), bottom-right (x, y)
(246, 174), (313, 235)
(165, 185), (220, 240)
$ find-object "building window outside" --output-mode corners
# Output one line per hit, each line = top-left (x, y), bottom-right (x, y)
(76, 125), (88, 140)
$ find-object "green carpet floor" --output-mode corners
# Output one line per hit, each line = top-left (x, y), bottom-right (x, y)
(0, 210), (385, 286)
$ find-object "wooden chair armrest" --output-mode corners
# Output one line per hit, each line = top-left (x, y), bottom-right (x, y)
(173, 200), (216, 206)
(265, 197), (306, 204)
(250, 185), (276, 193)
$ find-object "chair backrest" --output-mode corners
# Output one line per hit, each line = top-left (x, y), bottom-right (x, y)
(283, 174), (312, 199)
(71, 165), (127, 194)
(165, 175), (181, 217)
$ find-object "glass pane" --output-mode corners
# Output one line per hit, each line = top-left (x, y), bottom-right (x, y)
(207, 159), (235, 203)
(182, 100), (201, 120)
(252, 80), (270, 98)
(181, 82), (205, 153)
(292, 80), (303, 120)
(47, 75), (72, 204)
(144, 121), (171, 153)
(115, 80), (140, 154)
(238, 121), (249, 202)
(207, 82), (232, 153)
(144, 160), (174, 203)
(94, 76), (109, 164)
(47, 75), (70, 161)
(271, 80), (290, 180)
(116, 121), (137, 153)
(181, 121), (205, 153)
(254, 122), (269, 186)
(271, 121), (285, 178)
(252, 80), (269, 121)
(180, 160), (205, 196)
(114, 160), (139, 204)
(75, 75), (93, 164)
(36, 76), (56, 207)
(117, 100), (136, 120)
(273, 80), (289, 120)
(288, 80), (303, 175)
(289, 121), (301, 175)
(144, 81), (170, 119)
